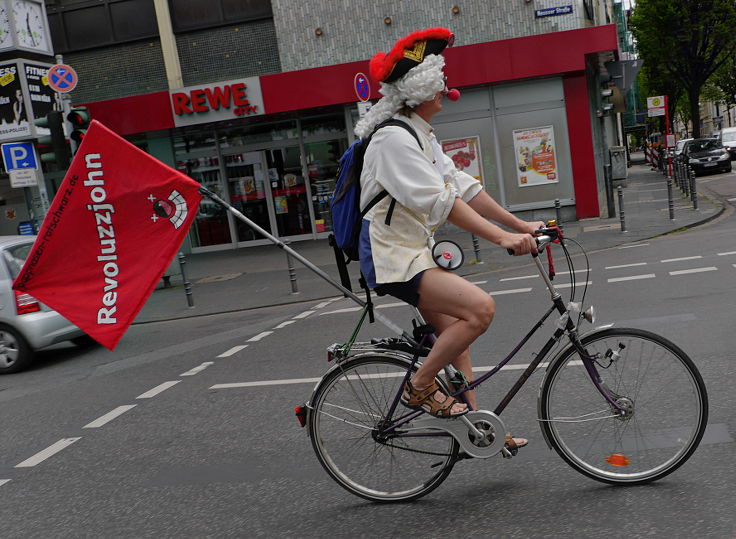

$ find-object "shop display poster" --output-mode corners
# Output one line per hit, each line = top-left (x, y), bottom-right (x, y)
(441, 136), (483, 185)
(512, 126), (558, 187)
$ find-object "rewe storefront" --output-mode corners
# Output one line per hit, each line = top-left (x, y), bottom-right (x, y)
(83, 25), (618, 253)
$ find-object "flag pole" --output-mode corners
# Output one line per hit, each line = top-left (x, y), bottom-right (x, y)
(198, 187), (410, 339)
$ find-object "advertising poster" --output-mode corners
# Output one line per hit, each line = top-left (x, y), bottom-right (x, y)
(0, 62), (31, 141)
(440, 136), (483, 185)
(513, 126), (558, 187)
(24, 63), (61, 135)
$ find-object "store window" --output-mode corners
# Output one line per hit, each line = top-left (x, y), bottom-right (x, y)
(304, 139), (345, 234)
(223, 151), (270, 242)
(265, 147), (309, 237)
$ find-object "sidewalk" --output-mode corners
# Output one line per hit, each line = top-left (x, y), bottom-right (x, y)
(134, 158), (727, 324)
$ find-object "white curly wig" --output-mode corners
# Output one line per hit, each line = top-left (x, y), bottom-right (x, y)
(354, 54), (445, 139)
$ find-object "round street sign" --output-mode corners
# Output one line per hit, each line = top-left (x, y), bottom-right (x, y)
(354, 72), (370, 102)
(48, 64), (78, 93)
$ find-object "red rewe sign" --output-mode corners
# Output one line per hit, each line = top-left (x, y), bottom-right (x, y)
(169, 77), (265, 127)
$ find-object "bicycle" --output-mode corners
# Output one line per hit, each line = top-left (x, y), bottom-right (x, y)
(296, 225), (709, 502)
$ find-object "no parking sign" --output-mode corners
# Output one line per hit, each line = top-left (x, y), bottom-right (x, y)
(48, 64), (78, 93)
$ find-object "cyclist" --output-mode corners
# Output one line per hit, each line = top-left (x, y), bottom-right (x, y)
(355, 28), (542, 450)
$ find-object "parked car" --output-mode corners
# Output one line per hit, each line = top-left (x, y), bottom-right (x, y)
(719, 127), (736, 160)
(678, 138), (732, 176)
(674, 138), (693, 157)
(0, 236), (93, 374)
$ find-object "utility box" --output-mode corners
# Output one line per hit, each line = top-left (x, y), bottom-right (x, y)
(609, 146), (628, 180)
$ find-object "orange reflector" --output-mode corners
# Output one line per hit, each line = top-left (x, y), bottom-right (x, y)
(605, 453), (630, 467)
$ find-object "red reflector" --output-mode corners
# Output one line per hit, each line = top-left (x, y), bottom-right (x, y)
(15, 290), (41, 315)
(295, 405), (307, 427)
(605, 453), (630, 467)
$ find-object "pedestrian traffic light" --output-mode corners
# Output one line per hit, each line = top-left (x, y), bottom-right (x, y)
(35, 111), (70, 169)
(66, 106), (90, 145)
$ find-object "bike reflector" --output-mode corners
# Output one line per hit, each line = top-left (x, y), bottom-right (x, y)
(295, 405), (307, 427)
(605, 453), (630, 467)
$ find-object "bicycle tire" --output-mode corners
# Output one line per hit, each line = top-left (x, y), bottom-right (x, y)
(308, 353), (459, 502)
(539, 327), (708, 485)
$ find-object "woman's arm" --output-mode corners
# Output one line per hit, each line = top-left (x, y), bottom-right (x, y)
(467, 189), (544, 234)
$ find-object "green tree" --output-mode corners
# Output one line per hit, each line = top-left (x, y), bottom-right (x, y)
(630, 0), (736, 138)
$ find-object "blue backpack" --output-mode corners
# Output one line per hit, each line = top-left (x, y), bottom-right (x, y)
(330, 118), (422, 262)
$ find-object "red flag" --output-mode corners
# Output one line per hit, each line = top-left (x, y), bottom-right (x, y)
(13, 120), (203, 350)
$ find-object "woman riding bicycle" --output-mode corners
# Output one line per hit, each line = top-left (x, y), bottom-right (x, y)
(354, 28), (542, 449)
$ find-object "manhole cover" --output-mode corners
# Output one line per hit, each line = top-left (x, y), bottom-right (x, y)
(195, 273), (242, 284)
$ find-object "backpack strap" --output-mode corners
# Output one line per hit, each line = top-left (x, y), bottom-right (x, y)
(358, 272), (375, 323)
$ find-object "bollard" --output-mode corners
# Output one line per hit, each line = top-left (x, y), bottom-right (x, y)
(666, 177), (675, 220)
(470, 234), (483, 264)
(603, 163), (615, 218)
(617, 185), (627, 233)
(284, 241), (299, 294)
(554, 199), (563, 229)
(683, 165), (690, 198)
(689, 167), (698, 210)
(178, 252), (194, 308)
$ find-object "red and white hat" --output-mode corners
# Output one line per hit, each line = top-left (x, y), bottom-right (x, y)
(369, 27), (454, 83)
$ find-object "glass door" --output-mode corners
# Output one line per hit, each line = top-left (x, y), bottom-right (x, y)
(304, 139), (346, 235)
(223, 151), (271, 242)
(264, 146), (311, 237)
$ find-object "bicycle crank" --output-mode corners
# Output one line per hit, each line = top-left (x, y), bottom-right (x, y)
(409, 410), (507, 459)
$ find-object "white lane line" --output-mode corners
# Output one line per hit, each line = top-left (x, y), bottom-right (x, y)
(180, 362), (214, 376)
(717, 251), (736, 256)
(555, 281), (592, 289)
(605, 262), (647, 270)
(274, 320), (296, 329)
(0, 479), (11, 487)
(607, 274), (656, 283)
(218, 345), (248, 357)
(15, 438), (81, 468)
(320, 306), (362, 315)
(136, 381), (180, 399)
(500, 274), (538, 281)
(469, 280), (487, 285)
(313, 301), (332, 309)
(661, 256), (703, 263)
(83, 405), (137, 428)
(618, 243), (649, 249)
(293, 311), (315, 319)
(669, 267), (717, 276)
(488, 287), (533, 295)
(377, 302), (408, 309)
(248, 331), (273, 342)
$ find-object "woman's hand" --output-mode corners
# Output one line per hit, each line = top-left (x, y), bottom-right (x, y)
(500, 232), (538, 255)
(518, 220), (545, 236)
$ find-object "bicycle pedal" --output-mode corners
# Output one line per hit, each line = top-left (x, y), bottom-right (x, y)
(500, 447), (514, 459)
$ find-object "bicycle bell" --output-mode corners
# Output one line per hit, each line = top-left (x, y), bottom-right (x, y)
(432, 240), (464, 271)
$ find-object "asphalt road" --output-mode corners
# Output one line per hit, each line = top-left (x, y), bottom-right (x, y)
(1, 174), (735, 538)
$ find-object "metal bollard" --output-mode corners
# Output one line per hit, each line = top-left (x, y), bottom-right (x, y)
(617, 185), (627, 233)
(284, 241), (299, 294)
(178, 252), (194, 308)
(683, 165), (690, 198)
(470, 234), (483, 264)
(666, 177), (675, 220)
(689, 167), (698, 210)
(554, 199), (563, 229)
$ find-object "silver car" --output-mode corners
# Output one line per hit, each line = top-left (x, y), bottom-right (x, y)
(0, 236), (92, 373)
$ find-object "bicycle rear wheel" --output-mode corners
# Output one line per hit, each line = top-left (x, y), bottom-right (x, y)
(308, 354), (458, 502)
(540, 328), (708, 485)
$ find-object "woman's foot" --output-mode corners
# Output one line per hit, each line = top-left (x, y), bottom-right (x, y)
(504, 433), (528, 456)
(401, 379), (468, 418)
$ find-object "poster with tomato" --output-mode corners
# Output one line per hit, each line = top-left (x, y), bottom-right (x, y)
(440, 136), (483, 185)
(512, 126), (558, 187)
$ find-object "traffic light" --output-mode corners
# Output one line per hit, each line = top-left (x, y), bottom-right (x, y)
(66, 106), (90, 145)
(35, 111), (70, 169)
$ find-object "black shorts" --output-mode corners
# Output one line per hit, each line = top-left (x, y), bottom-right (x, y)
(374, 270), (425, 307)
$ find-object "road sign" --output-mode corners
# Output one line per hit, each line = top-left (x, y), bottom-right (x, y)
(1, 142), (38, 171)
(9, 169), (38, 187)
(354, 72), (370, 102)
(48, 64), (78, 93)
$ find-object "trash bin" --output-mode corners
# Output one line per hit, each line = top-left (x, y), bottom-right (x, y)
(610, 146), (628, 181)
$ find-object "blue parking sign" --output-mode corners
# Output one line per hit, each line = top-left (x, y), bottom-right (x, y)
(1, 142), (38, 172)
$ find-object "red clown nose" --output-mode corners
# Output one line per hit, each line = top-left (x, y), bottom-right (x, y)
(446, 88), (461, 101)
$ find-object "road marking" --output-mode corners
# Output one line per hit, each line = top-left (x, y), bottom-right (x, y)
(500, 274), (538, 281)
(248, 331), (273, 342)
(607, 274), (656, 283)
(320, 306), (362, 315)
(15, 438), (81, 468)
(555, 281), (592, 289)
(0, 479), (11, 487)
(293, 311), (315, 319)
(180, 362), (214, 376)
(274, 320), (296, 329)
(605, 262), (647, 270)
(218, 345), (248, 357)
(618, 243), (649, 249)
(469, 280), (487, 285)
(137, 381), (181, 399)
(717, 251), (736, 256)
(488, 287), (533, 295)
(661, 256), (703, 263)
(313, 301), (332, 309)
(669, 267), (717, 276)
(83, 405), (137, 428)
(377, 302), (407, 309)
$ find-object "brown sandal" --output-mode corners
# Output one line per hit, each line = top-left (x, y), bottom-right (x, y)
(504, 433), (528, 456)
(401, 379), (468, 418)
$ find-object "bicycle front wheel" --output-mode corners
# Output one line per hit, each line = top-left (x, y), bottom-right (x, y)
(308, 354), (458, 502)
(540, 328), (708, 485)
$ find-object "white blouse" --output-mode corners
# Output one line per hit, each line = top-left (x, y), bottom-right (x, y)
(360, 113), (482, 284)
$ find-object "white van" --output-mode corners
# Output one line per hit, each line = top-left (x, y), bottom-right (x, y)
(720, 127), (736, 159)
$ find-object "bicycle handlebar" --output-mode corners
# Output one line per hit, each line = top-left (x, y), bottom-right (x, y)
(506, 227), (561, 256)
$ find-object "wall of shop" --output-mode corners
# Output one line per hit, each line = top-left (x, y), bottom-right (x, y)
(271, 0), (594, 71)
